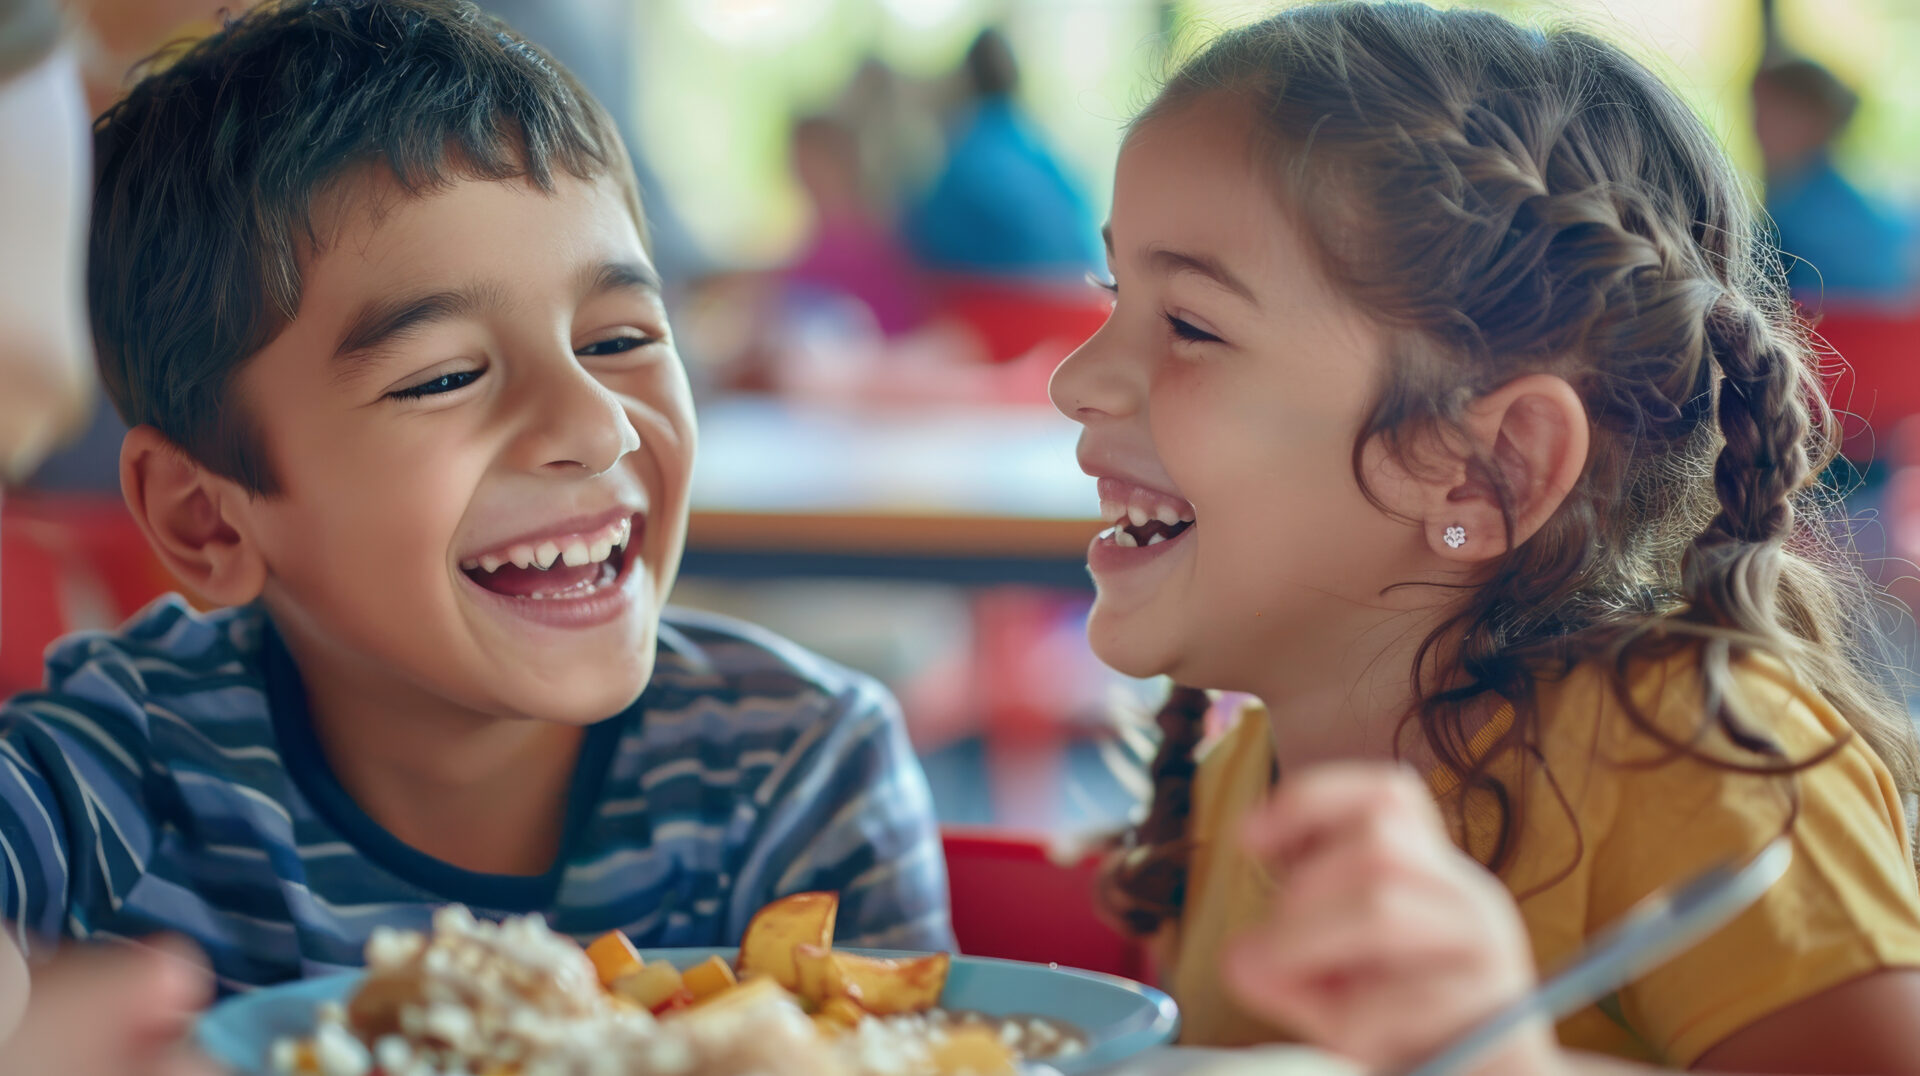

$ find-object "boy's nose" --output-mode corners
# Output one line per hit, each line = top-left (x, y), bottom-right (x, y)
(1048, 321), (1138, 424)
(521, 363), (642, 477)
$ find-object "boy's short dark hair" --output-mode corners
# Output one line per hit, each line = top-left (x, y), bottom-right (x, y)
(89, 0), (643, 494)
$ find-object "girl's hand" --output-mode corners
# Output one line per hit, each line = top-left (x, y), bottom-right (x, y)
(1222, 763), (1564, 1076)
(0, 933), (222, 1076)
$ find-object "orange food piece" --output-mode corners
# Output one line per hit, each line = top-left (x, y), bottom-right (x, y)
(584, 930), (644, 987)
(612, 961), (685, 1011)
(737, 892), (838, 990)
(681, 954), (738, 1000)
(819, 950), (951, 1015)
(652, 987), (696, 1015)
(928, 1026), (1018, 1074)
(818, 996), (866, 1028)
(685, 974), (794, 1013)
(793, 944), (834, 1006)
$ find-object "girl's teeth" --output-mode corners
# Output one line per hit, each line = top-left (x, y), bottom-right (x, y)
(1147, 533), (1167, 546)
(461, 558), (480, 571)
(590, 538), (613, 563)
(509, 545), (536, 569)
(1127, 503), (1149, 528)
(561, 541), (591, 567)
(1155, 504), (1181, 527)
(480, 554), (504, 573)
(1101, 500), (1125, 525)
(615, 520), (633, 551)
(535, 541), (561, 570)
(1115, 530), (1140, 549)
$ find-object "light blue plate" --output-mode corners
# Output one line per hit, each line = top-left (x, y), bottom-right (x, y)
(197, 948), (1179, 1075)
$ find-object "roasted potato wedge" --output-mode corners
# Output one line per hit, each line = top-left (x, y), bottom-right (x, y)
(737, 891), (838, 990)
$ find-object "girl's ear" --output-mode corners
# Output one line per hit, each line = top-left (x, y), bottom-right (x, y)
(1418, 374), (1590, 563)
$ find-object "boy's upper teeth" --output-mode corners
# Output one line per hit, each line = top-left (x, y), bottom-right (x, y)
(468, 516), (637, 573)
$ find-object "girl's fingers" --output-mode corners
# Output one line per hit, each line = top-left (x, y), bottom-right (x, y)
(1224, 763), (1541, 1067)
(1235, 875), (1487, 988)
(1239, 762), (1448, 871)
(1, 937), (219, 1076)
(155, 1042), (228, 1076)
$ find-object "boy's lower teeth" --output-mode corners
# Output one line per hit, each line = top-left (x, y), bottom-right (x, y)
(466, 555), (620, 598)
(520, 563), (616, 600)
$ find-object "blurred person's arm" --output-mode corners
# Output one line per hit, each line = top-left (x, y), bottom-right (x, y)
(0, 39), (93, 483)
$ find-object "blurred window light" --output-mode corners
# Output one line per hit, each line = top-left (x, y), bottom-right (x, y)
(881, 0), (972, 30)
(679, 0), (832, 46)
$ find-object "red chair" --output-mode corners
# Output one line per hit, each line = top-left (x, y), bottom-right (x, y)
(942, 827), (1149, 981)
(1805, 306), (1920, 463)
(1, 493), (177, 696)
(933, 277), (1111, 365)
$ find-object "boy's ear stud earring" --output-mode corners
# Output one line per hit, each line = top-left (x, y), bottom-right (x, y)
(1444, 525), (1467, 550)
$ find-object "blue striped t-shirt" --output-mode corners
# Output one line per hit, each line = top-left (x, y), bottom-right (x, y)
(0, 596), (952, 992)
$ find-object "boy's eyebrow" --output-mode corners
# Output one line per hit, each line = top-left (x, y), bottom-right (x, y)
(331, 261), (657, 370)
(333, 284), (499, 366)
(579, 259), (663, 297)
(1101, 223), (1261, 309)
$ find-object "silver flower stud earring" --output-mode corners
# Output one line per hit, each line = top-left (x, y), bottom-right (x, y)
(1443, 525), (1467, 550)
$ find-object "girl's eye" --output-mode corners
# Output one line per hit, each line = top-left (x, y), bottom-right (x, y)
(388, 368), (483, 400)
(1087, 270), (1119, 296)
(578, 334), (657, 357)
(1165, 313), (1222, 344)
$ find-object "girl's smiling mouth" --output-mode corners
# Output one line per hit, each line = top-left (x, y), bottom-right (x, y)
(1089, 476), (1196, 572)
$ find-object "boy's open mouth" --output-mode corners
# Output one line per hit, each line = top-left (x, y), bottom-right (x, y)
(460, 515), (639, 600)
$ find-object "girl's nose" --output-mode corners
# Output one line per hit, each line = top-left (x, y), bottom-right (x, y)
(1049, 319), (1138, 423)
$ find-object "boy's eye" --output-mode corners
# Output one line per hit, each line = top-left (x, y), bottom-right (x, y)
(578, 334), (658, 357)
(388, 368), (483, 400)
(1165, 313), (1222, 344)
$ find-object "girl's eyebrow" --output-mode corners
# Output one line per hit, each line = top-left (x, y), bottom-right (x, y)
(1100, 224), (1261, 309)
(1147, 246), (1260, 309)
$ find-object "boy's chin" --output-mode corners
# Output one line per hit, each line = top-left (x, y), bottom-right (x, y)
(477, 648), (658, 726)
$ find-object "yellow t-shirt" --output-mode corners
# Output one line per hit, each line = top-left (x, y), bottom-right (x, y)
(1166, 649), (1920, 1066)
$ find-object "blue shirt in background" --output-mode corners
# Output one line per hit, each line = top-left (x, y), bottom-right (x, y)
(1768, 153), (1915, 302)
(0, 597), (952, 992)
(906, 97), (1102, 279)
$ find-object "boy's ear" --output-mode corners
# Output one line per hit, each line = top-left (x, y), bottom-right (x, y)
(1418, 374), (1590, 563)
(120, 425), (268, 606)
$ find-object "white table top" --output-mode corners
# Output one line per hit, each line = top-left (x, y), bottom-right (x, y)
(691, 397), (1093, 520)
